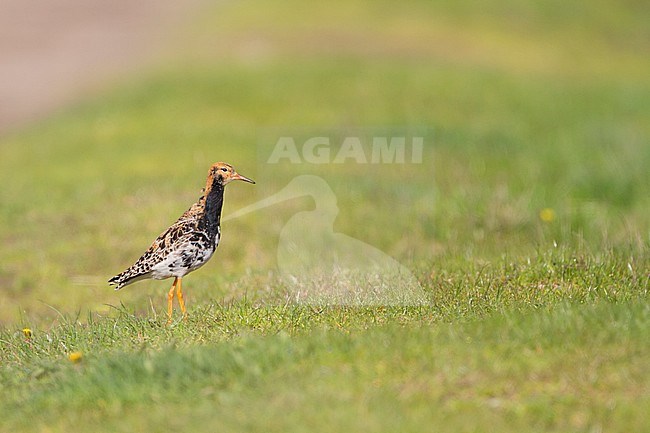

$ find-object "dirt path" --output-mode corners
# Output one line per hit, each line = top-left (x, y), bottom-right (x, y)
(0, 0), (203, 135)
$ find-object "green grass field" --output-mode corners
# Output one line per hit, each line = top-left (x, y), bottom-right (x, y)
(1, 0), (649, 431)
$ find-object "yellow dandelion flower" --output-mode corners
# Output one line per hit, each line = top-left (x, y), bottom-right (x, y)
(68, 352), (83, 363)
(22, 328), (32, 339)
(539, 208), (556, 223)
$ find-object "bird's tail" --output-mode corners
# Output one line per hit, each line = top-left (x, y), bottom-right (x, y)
(108, 273), (127, 290)
(108, 270), (150, 291)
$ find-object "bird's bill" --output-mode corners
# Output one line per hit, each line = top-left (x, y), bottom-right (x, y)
(232, 172), (255, 184)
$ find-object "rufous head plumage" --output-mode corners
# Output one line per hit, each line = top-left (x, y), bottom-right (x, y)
(208, 162), (255, 186)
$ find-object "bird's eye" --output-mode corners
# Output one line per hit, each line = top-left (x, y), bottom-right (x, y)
(220, 167), (228, 172)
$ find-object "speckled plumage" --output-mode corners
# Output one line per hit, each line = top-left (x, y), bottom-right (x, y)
(108, 213), (221, 290)
(109, 162), (254, 319)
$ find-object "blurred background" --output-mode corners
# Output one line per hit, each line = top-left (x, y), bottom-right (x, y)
(0, 0), (648, 322)
(0, 0), (201, 133)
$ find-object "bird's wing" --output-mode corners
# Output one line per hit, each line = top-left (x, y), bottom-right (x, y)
(109, 218), (195, 288)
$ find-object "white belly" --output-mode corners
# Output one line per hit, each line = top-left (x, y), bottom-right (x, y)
(150, 242), (216, 279)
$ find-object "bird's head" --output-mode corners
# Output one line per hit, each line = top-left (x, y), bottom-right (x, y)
(209, 162), (255, 186)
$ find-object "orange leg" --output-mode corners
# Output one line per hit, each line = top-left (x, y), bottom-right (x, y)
(176, 277), (187, 319)
(167, 277), (179, 324)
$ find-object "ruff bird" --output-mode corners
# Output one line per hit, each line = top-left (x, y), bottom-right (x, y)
(109, 162), (254, 322)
